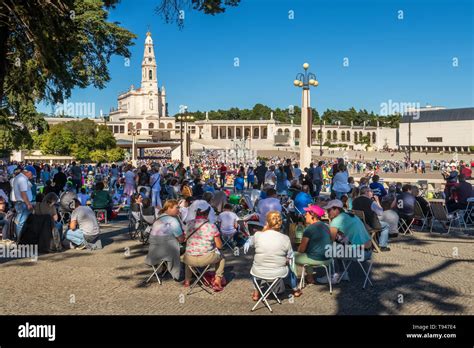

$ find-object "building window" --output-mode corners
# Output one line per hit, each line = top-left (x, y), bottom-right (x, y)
(427, 137), (443, 142)
(149, 99), (153, 110)
(148, 123), (154, 135)
(127, 122), (133, 134)
(119, 126), (124, 133)
(167, 123), (173, 129)
(113, 125), (118, 134)
(149, 70), (153, 80)
(136, 122), (142, 135)
(108, 125), (113, 132)
(148, 47), (151, 53)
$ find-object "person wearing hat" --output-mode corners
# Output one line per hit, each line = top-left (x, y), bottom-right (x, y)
(294, 204), (332, 285)
(324, 199), (372, 282)
(11, 166), (35, 240)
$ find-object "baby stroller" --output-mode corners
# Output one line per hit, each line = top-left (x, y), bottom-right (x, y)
(58, 189), (77, 225)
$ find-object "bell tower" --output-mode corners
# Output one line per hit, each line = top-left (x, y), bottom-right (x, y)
(141, 31), (158, 92)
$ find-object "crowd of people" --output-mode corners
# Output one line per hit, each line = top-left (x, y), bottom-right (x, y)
(0, 154), (472, 300)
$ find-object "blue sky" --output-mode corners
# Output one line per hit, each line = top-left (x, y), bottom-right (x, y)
(39, 0), (473, 117)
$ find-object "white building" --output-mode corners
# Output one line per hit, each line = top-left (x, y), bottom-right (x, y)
(399, 107), (474, 153)
(106, 31), (173, 140)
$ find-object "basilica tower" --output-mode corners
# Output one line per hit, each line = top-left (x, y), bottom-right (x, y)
(141, 31), (158, 92)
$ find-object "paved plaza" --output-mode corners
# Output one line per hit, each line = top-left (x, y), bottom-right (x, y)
(0, 216), (473, 315)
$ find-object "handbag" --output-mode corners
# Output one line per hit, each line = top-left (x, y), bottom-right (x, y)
(179, 219), (209, 255)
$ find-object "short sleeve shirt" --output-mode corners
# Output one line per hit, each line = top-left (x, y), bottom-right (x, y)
(185, 219), (220, 256)
(217, 211), (239, 234)
(330, 212), (370, 246)
(303, 221), (332, 261)
(150, 214), (183, 238)
(71, 206), (100, 236)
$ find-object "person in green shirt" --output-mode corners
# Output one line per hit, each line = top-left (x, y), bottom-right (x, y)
(91, 181), (112, 219)
(294, 204), (332, 285)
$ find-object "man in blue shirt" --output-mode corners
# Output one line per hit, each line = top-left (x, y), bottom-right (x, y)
(369, 175), (387, 198)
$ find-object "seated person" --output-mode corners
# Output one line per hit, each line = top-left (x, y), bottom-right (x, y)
(64, 199), (100, 249)
(210, 189), (228, 214)
(396, 184), (416, 223)
(294, 185), (313, 215)
(0, 197), (11, 242)
(380, 196), (399, 235)
(369, 175), (387, 198)
(216, 203), (239, 239)
(256, 188), (282, 226)
(183, 203), (225, 291)
(295, 205), (332, 284)
(34, 192), (63, 240)
(447, 174), (473, 212)
(146, 199), (185, 281)
(141, 197), (156, 225)
(325, 199), (372, 282)
(77, 187), (90, 206)
(91, 182), (112, 219)
(352, 187), (391, 251)
(411, 186), (431, 218)
(246, 211), (301, 299)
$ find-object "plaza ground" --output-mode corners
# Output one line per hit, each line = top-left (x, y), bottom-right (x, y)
(0, 216), (472, 315)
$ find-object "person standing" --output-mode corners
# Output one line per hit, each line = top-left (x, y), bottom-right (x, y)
(255, 161), (267, 190)
(150, 165), (162, 210)
(312, 161), (324, 198)
(69, 161), (83, 193)
(219, 162), (227, 189)
(11, 166), (35, 240)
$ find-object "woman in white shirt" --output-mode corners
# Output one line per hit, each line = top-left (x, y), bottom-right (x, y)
(247, 211), (301, 301)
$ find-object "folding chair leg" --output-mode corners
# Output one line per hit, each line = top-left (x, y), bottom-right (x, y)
(299, 265), (306, 290)
(252, 278), (280, 313)
(371, 234), (382, 253)
(358, 261), (373, 289)
(187, 265), (213, 295)
(337, 260), (352, 284)
(323, 264), (332, 294)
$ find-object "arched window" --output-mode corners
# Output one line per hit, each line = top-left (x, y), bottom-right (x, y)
(236, 128), (242, 138)
(244, 128), (250, 138)
(149, 70), (153, 80)
(367, 132), (371, 144)
(127, 122), (133, 134)
(148, 47), (151, 53)
(359, 131), (363, 140)
(341, 131), (346, 141)
(167, 123), (173, 129)
(159, 122), (164, 128)
(228, 127), (233, 138)
(327, 130), (331, 140)
(311, 130), (316, 143)
(294, 129), (300, 139)
(136, 122), (142, 135)
(317, 129), (322, 140)
(253, 128), (259, 138)
(372, 132), (376, 143)
(277, 129), (283, 135)
(333, 130), (338, 141)
(284, 129), (290, 137)
(354, 132), (358, 142)
(262, 127), (268, 139)
(149, 99), (153, 110)
(346, 131), (351, 141)
(148, 123), (154, 135)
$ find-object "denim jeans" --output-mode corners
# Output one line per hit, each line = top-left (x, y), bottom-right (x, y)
(109, 177), (117, 192)
(151, 190), (162, 208)
(14, 201), (31, 241)
(379, 221), (390, 247)
(64, 228), (86, 246)
(313, 182), (322, 197)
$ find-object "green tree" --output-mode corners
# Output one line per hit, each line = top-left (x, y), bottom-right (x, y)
(90, 149), (108, 163)
(0, 0), (135, 154)
(156, 0), (241, 27)
(95, 125), (117, 150)
(107, 147), (125, 162)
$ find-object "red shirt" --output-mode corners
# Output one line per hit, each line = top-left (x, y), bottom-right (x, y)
(461, 166), (472, 178)
(219, 165), (227, 176)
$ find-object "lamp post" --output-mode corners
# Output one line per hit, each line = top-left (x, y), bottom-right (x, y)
(128, 124), (138, 166)
(177, 110), (194, 165)
(293, 62), (318, 168)
(319, 117), (323, 157)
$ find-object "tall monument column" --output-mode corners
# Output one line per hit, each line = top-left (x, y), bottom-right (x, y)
(294, 63), (318, 169)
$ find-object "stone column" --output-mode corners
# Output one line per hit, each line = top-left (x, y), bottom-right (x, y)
(299, 88), (312, 168)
